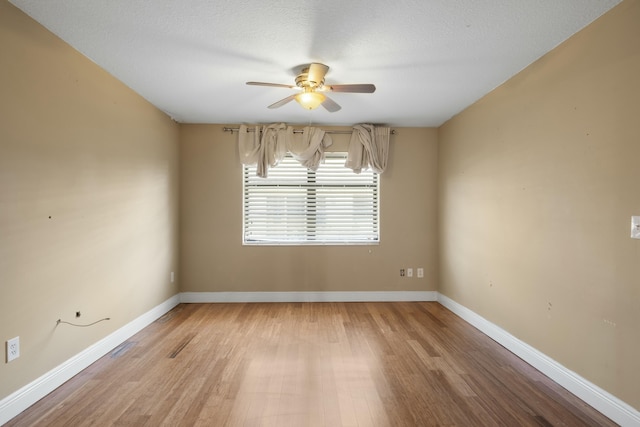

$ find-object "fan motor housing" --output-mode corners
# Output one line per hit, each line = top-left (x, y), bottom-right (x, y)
(295, 68), (324, 89)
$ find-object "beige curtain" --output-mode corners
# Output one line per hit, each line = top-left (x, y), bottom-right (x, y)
(238, 124), (332, 177)
(345, 124), (390, 174)
(288, 126), (333, 171)
(238, 123), (291, 177)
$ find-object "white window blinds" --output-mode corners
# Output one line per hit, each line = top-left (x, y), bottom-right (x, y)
(243, 153), (379, 245)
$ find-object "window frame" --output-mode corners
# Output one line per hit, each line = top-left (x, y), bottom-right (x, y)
(242, 152), (380, 246)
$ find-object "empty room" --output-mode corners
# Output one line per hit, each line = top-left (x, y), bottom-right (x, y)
(1, 0), (638, 425)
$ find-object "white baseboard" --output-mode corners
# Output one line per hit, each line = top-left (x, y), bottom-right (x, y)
(179, 290), (438, 303)
(437, 293), (640, 427)
(0, 295), (180, 426)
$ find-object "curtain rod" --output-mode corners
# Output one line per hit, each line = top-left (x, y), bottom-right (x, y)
(222, 127), (396, 135)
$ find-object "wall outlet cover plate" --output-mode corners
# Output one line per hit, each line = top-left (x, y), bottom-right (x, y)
(632, 216), (640, 239)
(6, 336), (19, 363)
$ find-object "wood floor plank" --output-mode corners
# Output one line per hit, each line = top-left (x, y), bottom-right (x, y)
(5, 302), (617, 427)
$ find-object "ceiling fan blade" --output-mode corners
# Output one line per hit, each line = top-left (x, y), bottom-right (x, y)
(307, 63), (329, 86)
(247, 81), (296, 89)
(321, 95), (341, 113)
(323, 84), (376, 93)
(268, 94), (297, 109)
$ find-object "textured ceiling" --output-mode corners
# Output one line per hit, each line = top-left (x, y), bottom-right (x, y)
(10, 0), (620, 127)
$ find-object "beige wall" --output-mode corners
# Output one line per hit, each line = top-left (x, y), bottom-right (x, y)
(0, 2), (180, 400)
(180, 125), (438, 293)
(438, 0), (640, 409)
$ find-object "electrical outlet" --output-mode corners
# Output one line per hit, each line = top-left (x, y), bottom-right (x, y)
(632, 216), (640, 239)
(400, 268), (405, 277)
(171, 271), (175, 283)
(417, 268), (424, 278)
(6, 336), (19, 363)
(407, 268), (413, 277)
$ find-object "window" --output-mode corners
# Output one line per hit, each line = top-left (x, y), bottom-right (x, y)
(243, 153), (379, 245)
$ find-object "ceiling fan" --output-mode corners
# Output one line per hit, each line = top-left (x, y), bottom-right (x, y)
(246, 63), (376, 112)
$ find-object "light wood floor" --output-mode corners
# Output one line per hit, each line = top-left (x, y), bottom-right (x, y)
(7, 302), (615, 426)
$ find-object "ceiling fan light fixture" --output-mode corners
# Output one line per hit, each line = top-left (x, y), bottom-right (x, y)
(248, 63), (374, 112)
(294, 90), (326, 110)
